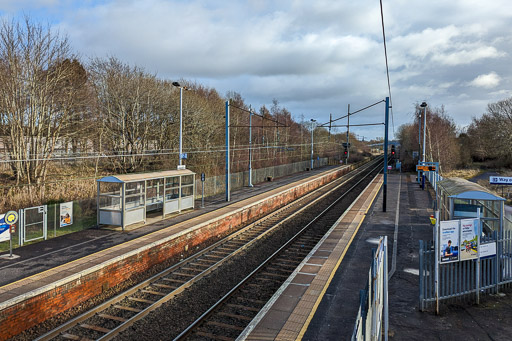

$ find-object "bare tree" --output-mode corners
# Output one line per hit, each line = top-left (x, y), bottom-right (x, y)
(466, 97), (512, 166)
(0, 18), (89, 184)
(89, 57), (166, 172)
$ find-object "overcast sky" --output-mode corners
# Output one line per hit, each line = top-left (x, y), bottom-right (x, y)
(1, 0), (511, 139)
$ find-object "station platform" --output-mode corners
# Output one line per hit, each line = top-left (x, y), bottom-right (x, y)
(0, 164), (352, 340)
(241, 172), (512, 341)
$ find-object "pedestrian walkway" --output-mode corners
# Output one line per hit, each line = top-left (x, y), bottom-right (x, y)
(302, 172), (512, 340)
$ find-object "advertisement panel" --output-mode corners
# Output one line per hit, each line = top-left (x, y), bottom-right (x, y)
(60, 201), (73, 227)
(0, 214), (9, 242)
(440, 220), (459, 263)
(460, 218), (479, 261)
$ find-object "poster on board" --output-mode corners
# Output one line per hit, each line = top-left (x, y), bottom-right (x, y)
(0, 214), (9, 242)
(460, 218), (479, 261)
(60, 201), (73, 227)
(440, 220), (459, 263)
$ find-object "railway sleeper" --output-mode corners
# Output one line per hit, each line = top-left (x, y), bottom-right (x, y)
(113, 305), (142, 313)
(128, 297), (156, 304)
(180, 265), (208, 271)
(259, 271), (291, 278)
(195, 331), (234, 341)
(173, 271), (197, 277)
(265, 266), (294, 273)
(61, 332), (93, 341)
(225, 303), (260, 312)
(217, 312), (254, 321)
(153, 282), (176, 289)
(254, 277), (283, 284)
(235, 296), (266, 305)
(203, 254), (225, 259)
(79, 323), (110, 334)
(207, 321), (245, 331)
(141, 289), (166, 296)
(97, 313), (128, 323)
(161, 277), (187, 284)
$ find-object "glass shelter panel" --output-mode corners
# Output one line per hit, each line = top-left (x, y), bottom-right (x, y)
(126, 181), (144, 196)
(181, 185), (193, 197)
(166, 177), (180, 188)
(166, 188), (179, 200)
(100, 182), (122, 196)
(125, 194), (144, 210)
(181, 175), (194, 185)
(99, 196), (122, 210)
(147, 179), (164, 202)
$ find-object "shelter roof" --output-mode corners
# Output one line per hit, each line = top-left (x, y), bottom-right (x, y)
(97, 169), (195, 183)
(438, 177), (505, 201)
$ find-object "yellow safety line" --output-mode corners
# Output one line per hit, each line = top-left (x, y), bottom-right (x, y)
(296, 178), (383, 340)
(0, 166), (346, 291)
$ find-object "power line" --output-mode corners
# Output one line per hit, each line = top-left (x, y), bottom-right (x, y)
(0, 141), (340, 164)
(379, 0), (395, 135)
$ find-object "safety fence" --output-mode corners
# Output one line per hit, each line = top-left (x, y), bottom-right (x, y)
(419, 231), (512, 311)
(352, 236), (389, 341)
(195, 157), (330, 198)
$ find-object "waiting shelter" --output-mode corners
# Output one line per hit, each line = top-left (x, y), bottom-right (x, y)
(438, 177), (505, 236)
(96, 169), (195, 230)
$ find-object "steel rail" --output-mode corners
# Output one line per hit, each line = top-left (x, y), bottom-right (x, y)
(173, 160), (383, 340)
(35, 158), (381, 341)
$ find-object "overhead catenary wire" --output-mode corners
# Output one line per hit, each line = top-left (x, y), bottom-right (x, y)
(380, 0), (395, 135)
(0, 141), (341, 164)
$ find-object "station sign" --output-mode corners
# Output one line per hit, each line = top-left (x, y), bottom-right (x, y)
(180, 153), (188, 159)
(4, 211), (18, 225)
(416, 165), (436, 171)
(490, 176), (512, 185)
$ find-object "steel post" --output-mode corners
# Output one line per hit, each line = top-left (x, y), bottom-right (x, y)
(249, 109), (253, 187)
(435, 210), (439, 314)
(383, 236), (389, 341)
(225, 100), (230, 202)
(346, 104), (350, 164)
(310, 121), (314, 170)
(201, 181), (205, 208)
(383, 97), (389, 212)
(179, 87), (183, 166)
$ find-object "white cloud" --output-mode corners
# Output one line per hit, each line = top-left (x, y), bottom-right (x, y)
(469, 72), (501, 89)
(0, 0), (512, 139)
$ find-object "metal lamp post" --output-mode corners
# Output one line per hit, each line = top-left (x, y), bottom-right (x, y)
(310, 119), (316, 169)
(420, 102), (427, 189)
(172, 82), (187, 167)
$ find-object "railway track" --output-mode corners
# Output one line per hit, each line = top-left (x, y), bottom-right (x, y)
(175, 159), (382, 341)
(35, 158), (382, 341)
